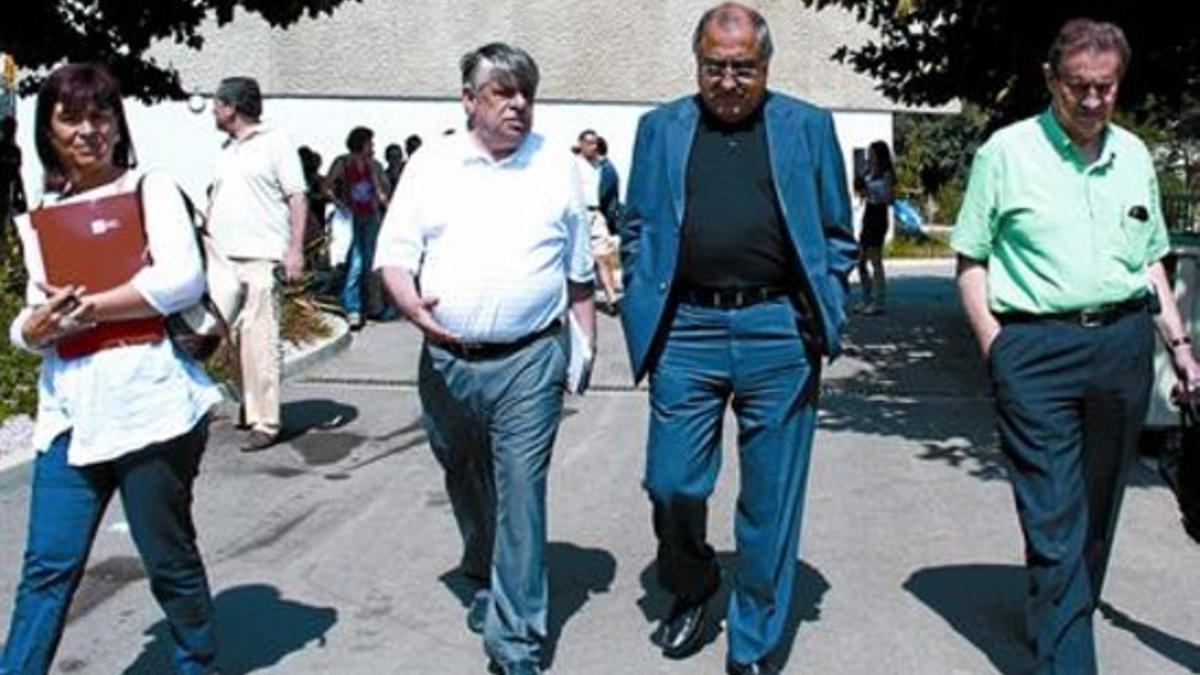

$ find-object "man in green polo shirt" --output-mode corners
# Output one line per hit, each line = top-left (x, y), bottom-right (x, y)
(953, 17), (1200, 674)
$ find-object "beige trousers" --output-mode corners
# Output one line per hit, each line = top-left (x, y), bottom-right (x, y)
(231, 259), (282, 435)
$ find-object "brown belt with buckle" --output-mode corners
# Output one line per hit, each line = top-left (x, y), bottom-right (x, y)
(677, 285), (791, 310)
(997, 295), (1148, 328)
(439, 319), (562, 360)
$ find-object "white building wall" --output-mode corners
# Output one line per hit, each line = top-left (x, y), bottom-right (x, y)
(13, 95), (889, 217)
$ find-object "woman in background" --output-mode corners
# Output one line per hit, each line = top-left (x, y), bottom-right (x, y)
(856, 140), (895, 315)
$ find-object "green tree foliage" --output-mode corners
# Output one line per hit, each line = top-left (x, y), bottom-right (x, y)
(799, 1), (1199, 126)
(1, 0), (360, 101)
(892, 105), (987, 224)
(0, 231), (37, 418)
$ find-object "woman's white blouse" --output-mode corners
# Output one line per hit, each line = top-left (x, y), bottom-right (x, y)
(8, 169), (222, 466)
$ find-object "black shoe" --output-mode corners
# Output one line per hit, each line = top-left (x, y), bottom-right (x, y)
(487, 659), (541, 675)
(656, 591), (715, 660)
(726, 657), (779, 675)
(240, 430), (277, 452)
(466, 592), (487, 634)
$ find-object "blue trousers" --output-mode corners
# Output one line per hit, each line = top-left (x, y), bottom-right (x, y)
(990, 309), (1153, 674)
(340, 211), (382, 315)
(645, 297), (819, 664)
(417, 328), (567, 668)
(0, 423), (216, 675)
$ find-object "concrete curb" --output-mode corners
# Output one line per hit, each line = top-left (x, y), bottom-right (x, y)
(283, 312), (353, 382)
(0, 418), (34, 476)
(0, 311), (352, 475)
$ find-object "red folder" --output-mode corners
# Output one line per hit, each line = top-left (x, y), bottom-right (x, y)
(31, 190), (165, 360)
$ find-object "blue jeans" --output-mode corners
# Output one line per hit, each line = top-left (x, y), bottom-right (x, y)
(645, 297), (819, 665)
(417, 328), (567, 669)
(340, 211), (382, 315)
(0, 423), (216, 675)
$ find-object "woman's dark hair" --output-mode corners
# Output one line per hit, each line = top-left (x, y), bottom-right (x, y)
(868, 140), (894, 178)
(298, 145), (322, 173)
(345, 126), (374, 153)
(34, 63), (136, 189)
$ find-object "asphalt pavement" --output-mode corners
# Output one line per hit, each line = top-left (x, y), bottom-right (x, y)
(2, 259), (1199, 674)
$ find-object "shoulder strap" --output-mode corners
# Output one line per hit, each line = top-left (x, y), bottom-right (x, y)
(138, 175), (237, 350)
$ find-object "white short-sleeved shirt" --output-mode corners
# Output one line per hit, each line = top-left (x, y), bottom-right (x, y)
(374, 132), (594, 343)
(207, 124), (306, 261)
(9, 169), (222, 465)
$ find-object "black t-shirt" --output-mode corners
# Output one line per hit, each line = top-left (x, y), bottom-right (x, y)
(677, 106), (795, 290)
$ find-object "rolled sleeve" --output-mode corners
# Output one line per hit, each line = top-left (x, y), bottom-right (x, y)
(9, 215), (48, 353)
(274, 131), (307, 198)
(1145, 169), (1170, 263)
(564, 160), (595, 284)
(952, 144), (1001, 261)
(9, 306), (39, 353)
(129, 172), (206, 315)
(374, 153), (426, 274)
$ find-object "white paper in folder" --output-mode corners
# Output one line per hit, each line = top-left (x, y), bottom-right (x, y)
(566, 313), (593, 395)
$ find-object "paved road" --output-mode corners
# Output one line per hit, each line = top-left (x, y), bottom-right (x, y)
(2, 260), (1199, 674)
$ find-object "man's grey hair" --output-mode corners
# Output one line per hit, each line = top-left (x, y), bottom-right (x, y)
(692, 3), (774, 62)
(460, 42), (540, 98)
(1047, 18), (1132, 78)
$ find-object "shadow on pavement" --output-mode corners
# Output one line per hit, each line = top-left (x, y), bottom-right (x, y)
(436, 541), (616, 668)
(829, 274), (1173, 492)
(635, 555), (829, 669)
(828, 275), (1009, 481)
(903, 563), (1030, 673)
(122, 583), (338, 674)
(1099, 602), (1200, 672)
(278, 399), (361, 465)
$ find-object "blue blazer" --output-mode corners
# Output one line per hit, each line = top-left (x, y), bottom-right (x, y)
(618, 92), (857, 383)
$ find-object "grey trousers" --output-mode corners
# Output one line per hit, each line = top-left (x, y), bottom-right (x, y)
(417, 328), (567, 668)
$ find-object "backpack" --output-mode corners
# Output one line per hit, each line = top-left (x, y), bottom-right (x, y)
(138, 177), (246, 361)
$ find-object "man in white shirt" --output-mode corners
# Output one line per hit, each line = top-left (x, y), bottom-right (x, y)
(376, 43), (595, 675)
(207, 76), (308, 451)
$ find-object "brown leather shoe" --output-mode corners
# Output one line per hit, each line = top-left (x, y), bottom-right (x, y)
(240, 430), (277, 452)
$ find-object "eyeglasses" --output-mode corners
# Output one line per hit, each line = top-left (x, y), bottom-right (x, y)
(699, 58), (761, 82)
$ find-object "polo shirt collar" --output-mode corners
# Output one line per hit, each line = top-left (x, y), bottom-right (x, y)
(460, 131), (539, 168)
(1039, 108), (1116, 169)
(223, 122), (270, 149)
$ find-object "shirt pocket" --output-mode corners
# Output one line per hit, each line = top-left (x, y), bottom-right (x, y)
(1111, 200), (1155, 270)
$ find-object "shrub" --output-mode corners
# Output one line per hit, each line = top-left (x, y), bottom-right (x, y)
(0, 230), (38, 418)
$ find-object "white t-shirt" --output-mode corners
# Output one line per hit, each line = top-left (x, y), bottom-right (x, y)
(207, 124), (306, 260)
(374, 132), (595, 343)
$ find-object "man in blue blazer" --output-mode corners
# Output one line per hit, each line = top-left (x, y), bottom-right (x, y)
(618, 4), (855, 674)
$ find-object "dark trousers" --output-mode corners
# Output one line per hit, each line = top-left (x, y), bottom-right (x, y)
(645, 297), (819, 664)
(989, 309), (1154, 675)
(0, 423), (215, 675)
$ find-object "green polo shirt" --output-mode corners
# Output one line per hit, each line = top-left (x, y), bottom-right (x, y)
(952, 109), (1169, 314)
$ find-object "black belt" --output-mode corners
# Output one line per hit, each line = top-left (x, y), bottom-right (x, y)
(998, 295), (1147, 328)
(439, 320), (561, 359)
(677, 285), (791, 309)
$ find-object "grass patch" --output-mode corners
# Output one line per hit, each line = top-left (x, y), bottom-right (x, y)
(0, 231), (39, 418)
(885, 231), (954, 259)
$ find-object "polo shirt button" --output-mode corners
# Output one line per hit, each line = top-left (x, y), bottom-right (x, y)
(658, 282), (667, 292)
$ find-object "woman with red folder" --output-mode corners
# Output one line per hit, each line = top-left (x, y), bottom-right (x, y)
(1, 64), (221, 674)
